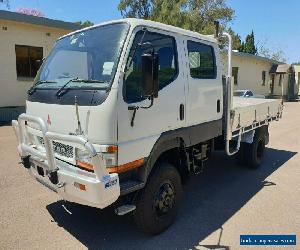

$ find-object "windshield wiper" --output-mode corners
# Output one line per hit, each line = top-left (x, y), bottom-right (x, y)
(27, 80), (57, 95)
(56, 78), (107, 97)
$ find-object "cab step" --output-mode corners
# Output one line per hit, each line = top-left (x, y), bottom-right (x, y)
(120, 180), (145, 195)
(115, 204), (136, 215)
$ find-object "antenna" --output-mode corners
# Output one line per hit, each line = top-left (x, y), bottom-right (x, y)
(75, 96), (83, 135)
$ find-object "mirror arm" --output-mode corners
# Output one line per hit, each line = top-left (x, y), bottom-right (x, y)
(140, 96), (154, 109)
(128, 96), (154, 127)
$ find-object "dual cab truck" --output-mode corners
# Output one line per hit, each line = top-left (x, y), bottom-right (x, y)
(13, 19), (283, 235)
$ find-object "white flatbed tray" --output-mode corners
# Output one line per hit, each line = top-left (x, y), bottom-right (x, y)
(231, 97), (283, 136)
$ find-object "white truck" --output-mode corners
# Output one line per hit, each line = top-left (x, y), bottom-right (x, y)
(12, 19), (283, 235)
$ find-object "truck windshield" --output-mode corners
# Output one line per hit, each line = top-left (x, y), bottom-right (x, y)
(35, 23), (129, 89)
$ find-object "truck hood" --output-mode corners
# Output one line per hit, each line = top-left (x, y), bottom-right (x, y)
(25, 89), (118, 144)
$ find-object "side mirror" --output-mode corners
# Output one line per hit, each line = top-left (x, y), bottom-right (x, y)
(141, 53), (159, 98)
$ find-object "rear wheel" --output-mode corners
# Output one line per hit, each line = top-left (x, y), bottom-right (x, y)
(133, 163), (182, 235)
(236, 128), (266, 169)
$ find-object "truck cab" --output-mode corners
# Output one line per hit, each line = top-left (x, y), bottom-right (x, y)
(12, 19), (282, 235)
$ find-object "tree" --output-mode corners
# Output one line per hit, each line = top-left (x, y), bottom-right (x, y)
(228, 28), (244, 51)
(76, 20), (94, 28)
(0, 0), (10, 9)
(256, 39), (286, 62)
(118, 0), (234, 35)
(243, 30), (257, 55)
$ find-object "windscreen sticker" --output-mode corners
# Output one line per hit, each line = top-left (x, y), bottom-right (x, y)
(102, 62), (114, 75)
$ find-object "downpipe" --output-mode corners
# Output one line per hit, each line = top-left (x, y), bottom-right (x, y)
(222, 32), (241, 156)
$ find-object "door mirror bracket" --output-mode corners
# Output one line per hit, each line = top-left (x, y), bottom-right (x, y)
(128, 51), (159, 127)
(128, 97), (154, 127)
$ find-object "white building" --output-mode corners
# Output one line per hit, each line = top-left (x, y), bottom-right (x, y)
(222, 51), (300, 100)
(0, 10), (79, 122)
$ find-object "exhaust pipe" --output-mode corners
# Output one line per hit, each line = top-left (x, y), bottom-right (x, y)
(221, 32), (241, 156)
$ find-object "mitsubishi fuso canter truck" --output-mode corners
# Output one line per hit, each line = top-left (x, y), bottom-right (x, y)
(12, 19), (283, 235)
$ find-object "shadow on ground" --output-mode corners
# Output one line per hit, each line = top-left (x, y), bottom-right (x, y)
(47, 147), (296, 250)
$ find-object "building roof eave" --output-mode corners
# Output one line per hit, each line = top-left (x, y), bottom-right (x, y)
(0, 10), (80, 31)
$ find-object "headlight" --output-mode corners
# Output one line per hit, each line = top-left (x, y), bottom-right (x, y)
(75, 145), (118, 172)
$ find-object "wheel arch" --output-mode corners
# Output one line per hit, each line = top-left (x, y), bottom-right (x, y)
(140, 133), (189, 184)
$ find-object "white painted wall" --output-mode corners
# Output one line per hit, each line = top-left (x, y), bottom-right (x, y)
(222, 53), (273, 96)
(293, 65), (300, 96)
(221, 53), (299, 97)
(0, 19), (72, 107)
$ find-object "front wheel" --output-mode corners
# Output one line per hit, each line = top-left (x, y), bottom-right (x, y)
(133, 163), (182, 235)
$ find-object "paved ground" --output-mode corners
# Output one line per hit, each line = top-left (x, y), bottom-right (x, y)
(0, 102), (299, 250)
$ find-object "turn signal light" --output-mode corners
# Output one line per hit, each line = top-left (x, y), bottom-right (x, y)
(74, 182), (86, 191)
(107, 145), (118, 153)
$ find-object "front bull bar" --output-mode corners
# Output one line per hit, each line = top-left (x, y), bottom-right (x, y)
(12, 113), (107, 184)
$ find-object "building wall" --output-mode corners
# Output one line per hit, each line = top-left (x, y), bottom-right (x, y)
(222, 54), (273, 95)
(0, 19), (72, 107)
(221, 54), (294, 97)
(271, 73), (290, 96)
(294, 65), (300, 96)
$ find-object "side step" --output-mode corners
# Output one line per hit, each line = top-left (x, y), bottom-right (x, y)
(120, 180), (145, 195)
(115, 205), (136, 215)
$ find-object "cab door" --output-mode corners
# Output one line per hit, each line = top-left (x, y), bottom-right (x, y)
(117, 28), (186, 165)
(184, 38), (222, 126)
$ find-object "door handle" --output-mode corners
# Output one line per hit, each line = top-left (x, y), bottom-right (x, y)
(179, 104), (184, 120)
(217, 99), (221, 113)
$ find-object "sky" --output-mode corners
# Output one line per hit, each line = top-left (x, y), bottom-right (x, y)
(1, 0), (299, 63)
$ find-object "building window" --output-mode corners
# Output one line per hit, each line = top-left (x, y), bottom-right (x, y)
(232, 67), (239, 85)
(187, 40), (216, 79)
(15, 45), (43, 79)
(279, 74), (283, 86)
(124, 30), (178, 103)
(262, 71), (266, 85)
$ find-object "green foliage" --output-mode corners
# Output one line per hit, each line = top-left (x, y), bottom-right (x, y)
(256, 39), (286, 62)
(242, 30), (257, 54)
(227, 29), (257, 55)
(76, 20), (94, 28)
(227, 27), (244, 51)
(118, 0), (234, 34)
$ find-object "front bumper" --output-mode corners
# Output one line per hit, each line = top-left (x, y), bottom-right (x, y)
(12, 114), (120, 209)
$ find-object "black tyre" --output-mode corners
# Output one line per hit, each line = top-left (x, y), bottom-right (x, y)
(244, 128), (266, 169)
(133, 163), (183, 235)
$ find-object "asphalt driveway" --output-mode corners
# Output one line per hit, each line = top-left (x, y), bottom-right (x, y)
(0, 102), (299, 250)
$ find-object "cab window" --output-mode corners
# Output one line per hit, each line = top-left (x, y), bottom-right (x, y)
(124, 30), (178, 103)
(187, 40), (216, 79)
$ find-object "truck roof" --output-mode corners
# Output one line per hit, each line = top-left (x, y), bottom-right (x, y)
(59, 18), (217, 44)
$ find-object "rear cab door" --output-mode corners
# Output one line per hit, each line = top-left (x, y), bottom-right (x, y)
(183, 37), (223, 127)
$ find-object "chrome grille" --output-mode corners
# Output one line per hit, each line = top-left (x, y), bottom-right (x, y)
(37, 136), (74, 158)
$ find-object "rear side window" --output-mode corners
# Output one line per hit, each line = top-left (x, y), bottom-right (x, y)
(124, 30), (178, 103)
(187, 40), (216, 79)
